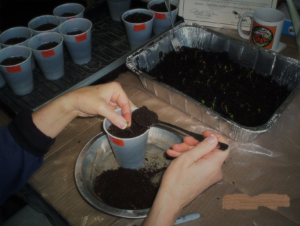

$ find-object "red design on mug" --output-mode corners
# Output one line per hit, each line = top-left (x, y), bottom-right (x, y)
(250, 21), (276, 49)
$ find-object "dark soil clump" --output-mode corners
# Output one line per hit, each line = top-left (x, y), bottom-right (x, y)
(124, 13), (153, 23)
(143, 47), (291, 127)
(108, 119), (147, 138)
(34, 23), (58, 31)
(67, 30), (84, 35)
(37, 42), (59, 50)
(94, 167), (166, 209)
(1, 56), (26, 66)
(132, 106), (158, 127)
(61, 12), (77, 17)
(4, 37), (28, 45)
(150, 2), (177, 12)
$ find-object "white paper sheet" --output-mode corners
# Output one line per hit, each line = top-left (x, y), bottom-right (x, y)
(178, 0), (278, 30)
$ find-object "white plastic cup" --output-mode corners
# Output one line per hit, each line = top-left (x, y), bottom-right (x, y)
(0, 46), (33, 96)
(147, 0), (178, 36)
(28, 15), (61, 35)
(58, 18), (92, 65)
(0, 44), (5, 88)
(53, 3), (85, 22)
(28, 32), (64, 80)
(0, 27), (36, 70)
(107, 0), (131, 22)
(122, 9), (154, 50)
(103, 107), (150, 169)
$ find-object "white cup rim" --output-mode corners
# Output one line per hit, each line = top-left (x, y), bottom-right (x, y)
(58, 18), (92, 36)
(0, 45), (32, 67)
(53, 3), (85, 17)
(122, 9), (155, 25)
(0, 27), (33, 46)
(103, 107), (150, 141)
(28, 15), (61, 32)
(147, 0), (178, 14)
(28, 32), (64, 51)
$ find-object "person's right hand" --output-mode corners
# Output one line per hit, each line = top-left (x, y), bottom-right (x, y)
(143, 131), (230, 226)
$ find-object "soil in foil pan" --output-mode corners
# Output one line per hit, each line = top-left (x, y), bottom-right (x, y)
(143, 47), (291, 127)
(94, 167), (166, 209)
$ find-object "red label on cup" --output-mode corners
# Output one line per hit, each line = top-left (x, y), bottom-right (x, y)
(67, 16), (76, 20)
(75, 33), (87, 42)
(250, 21), (277, 50)
(155, 13), (166, 20)
(134, 24), (146, 31)
(41, 49), (55, 58)
(6, 65), (22, 73)
(109, 136), (124, 146)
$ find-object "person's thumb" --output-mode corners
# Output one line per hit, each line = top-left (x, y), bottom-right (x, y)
(101, 105), (127, 129)
(185, 134), (218, 161)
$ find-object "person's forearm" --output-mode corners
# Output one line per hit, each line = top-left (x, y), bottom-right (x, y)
(32, 93), (77, 138)
(143, 189), (182, 226)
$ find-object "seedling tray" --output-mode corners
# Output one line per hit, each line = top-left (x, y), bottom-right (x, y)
(0, 0), (183, 116)
(126, 22), (300, 143)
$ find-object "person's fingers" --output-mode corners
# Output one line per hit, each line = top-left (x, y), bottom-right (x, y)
(172, 142), (191, 152)
(183, 136), (199, 146)
(203, 131), (229, 151)
(166, 148), (181, 158)
(183, 134), (218, 162)
(109, 82), (132, 126)
(99, 104), (127, 129)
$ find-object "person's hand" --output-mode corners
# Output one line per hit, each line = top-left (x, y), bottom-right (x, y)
(143, 131), (229, 226)
(68, 82), (131, 129)
(32, 82), (132, 138)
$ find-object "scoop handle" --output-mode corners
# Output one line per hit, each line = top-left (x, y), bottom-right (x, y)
(157, 120), (229, 151)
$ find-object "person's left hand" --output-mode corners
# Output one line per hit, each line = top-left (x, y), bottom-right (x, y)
(69, 82), (132, 129)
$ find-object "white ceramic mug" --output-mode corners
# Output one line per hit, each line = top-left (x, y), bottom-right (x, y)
(237, 8), (285, 51)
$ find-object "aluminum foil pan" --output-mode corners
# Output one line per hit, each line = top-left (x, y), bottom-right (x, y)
(75, 123), (184, 218)
(126, 22), (300, 143)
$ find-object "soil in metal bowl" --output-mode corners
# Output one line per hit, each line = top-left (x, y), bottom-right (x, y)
(124, 13), (153, 23)
(94, 167), (166, 209)
(4, 37), (28, 45)
(37, 42), (59, 50)
(142, 47), (291, 127)
(149, 2), (177, 12)
(1, 56), (26, 66)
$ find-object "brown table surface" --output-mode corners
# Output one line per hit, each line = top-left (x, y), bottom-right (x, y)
(1, 29), (300, 226)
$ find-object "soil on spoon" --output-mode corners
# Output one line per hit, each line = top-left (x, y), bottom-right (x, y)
(61, 12), (77, 17)
(37, 41), (59, 50)
(150, 2), (177, 12)
(34, 23), (57, 31)
(142, 47), (291, 127)
(124, 13), (153, 23)
(94, 167), (166, 209)
(132, 106), (158, 127)
(67, 30), (84, 35)
(1, 56), (26, 66)
(4, 37), (28, 45)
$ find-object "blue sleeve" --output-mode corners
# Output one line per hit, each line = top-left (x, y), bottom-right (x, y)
(0, 125), (43, 204)
(0, 110), (55, 205)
